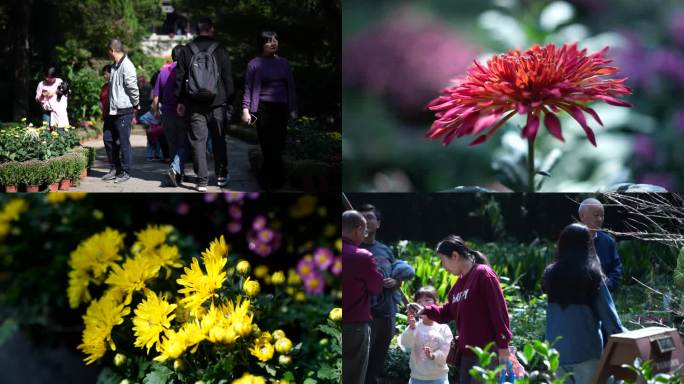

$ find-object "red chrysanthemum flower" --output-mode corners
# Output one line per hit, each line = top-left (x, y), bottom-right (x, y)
(426, 43), (632, 147)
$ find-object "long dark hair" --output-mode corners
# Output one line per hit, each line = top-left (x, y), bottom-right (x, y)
(436, 235), (490, 266)
(543, 223), (603, 308)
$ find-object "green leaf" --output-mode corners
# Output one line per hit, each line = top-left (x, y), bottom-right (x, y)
(96, 367), (124, 384)
(303, 378), (318, 384)
(143, 363), (173, 384)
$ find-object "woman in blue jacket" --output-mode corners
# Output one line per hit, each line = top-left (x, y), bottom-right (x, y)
(543, 223), (627, 383)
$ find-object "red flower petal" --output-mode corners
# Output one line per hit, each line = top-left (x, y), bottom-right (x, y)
(543, 111), (564, 142)
(521, 113), (540, 141)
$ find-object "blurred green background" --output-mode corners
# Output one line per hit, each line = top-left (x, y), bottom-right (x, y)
(343, 0), (684, 191)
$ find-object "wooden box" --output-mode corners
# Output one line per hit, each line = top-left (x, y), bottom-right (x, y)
(593, 327), (684, 383)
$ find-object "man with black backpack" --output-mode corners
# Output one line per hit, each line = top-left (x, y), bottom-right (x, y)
(174, 18), (233, 192)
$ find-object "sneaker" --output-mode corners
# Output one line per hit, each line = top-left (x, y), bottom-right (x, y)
(102, 169), (117, 181)
(114, 172), (130, 183)
(217, 175), (230, 187)
(167, 168), (179, 187)
(197, 185), (207, 192)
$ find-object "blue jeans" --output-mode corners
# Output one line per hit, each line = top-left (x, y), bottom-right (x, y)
(162, 113), (188, 175)
(103, 113), (133, 173)
(42, 113), (51, 127)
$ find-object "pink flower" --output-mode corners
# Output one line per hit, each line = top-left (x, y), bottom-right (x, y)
(224, 192), (246, 203)
(252, 215), (267, 231)
(227, 221), (241, 234)
(176, 203), (190, 215)
(303, 272), (325, 295)
(297, 257), (315, 278)
(331, 257), (342, 276)
(427, 43), (632, 147)
(228, 204), (242, 219)
(343, 6), (479, 114)
(313, 247), (334, 270)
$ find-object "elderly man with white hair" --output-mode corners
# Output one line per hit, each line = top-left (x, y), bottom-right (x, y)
(579, 197), (624, 292)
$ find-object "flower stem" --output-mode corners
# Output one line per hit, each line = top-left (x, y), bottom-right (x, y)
(527, 137), (535, 193)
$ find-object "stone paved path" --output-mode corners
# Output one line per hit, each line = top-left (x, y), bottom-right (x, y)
(71, 126), (261, 192)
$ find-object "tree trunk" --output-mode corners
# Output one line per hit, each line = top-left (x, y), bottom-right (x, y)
(11, 0), (33, 121)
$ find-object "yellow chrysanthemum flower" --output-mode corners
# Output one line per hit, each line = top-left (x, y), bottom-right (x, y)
(271, 271), (285, 285)
(133, 291), (177, 353)
(249, 339), (274, 362)
(154, 321), (205, 362)
(274, 337), (293, 354)
(177, 257), (225, 317)
(232, 373), (267, 384)
(67, 269), (92, 309)
(236, 260), (250, 274)
(154, 329), (188, 361)
(243, 277), (260, 297)
(329, 307), (342, 322)
(132, 224), (173, 253)
(203, 235), (229, 265)
(272, 329), (286, 340)
(144, 244), (183, 278)
(67, 228), (126, 308)
(335, 238), (342, 252)
(69, 228), (125, 281)
(278, 355), (292, 366)
(287, 270), (301, 286)
(78, 291), (131, 364)
(253, 265), (269, 279)
(106, 256), (161, 305)
(0, 198), (28, 222)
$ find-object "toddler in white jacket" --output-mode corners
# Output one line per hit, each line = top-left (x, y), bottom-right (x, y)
(399, 286), (453, 384)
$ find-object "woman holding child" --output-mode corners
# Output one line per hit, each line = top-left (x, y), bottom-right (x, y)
(420, 235), (512, 384)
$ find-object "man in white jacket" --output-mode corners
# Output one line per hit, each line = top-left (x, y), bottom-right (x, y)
(103, 38), (140, 183)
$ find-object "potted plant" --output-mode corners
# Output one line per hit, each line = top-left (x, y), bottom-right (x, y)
(21, 160), (46, 192)
(45, 158), (61, 191)
(0, 162), (21, 192)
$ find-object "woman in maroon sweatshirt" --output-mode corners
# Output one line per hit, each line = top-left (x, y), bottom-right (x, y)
(422, 235), (512, 384)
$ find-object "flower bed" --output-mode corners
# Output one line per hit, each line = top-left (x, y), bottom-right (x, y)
(0, 119), (93, 191)
(0, 147), (93, 191)
(0, 194), (341, 383)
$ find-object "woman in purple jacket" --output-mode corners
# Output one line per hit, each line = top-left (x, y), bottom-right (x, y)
(241, 31), (297, 189)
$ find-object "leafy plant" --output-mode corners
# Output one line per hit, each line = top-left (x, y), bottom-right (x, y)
(0, 162), (22, 186)
(286, 116), (341, 166)
(613, 358), (684, 384)
(468, 340), (571, 384)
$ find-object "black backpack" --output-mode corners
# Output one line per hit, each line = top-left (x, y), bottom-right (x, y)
(186, 42), (220, 102)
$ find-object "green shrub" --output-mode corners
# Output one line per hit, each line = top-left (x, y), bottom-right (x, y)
(286, 116), (341, 166)
(19, 161), (48, 186)
(0, 162), (22, 186)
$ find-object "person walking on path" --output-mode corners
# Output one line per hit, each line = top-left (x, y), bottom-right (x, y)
(241, 31), (297, 190)
(154, 44), (189, 187)
(35, 67), (63, 128)
(103, 38), (140, 184)
(342, 210), (383, 384)
(174, 17), (233, 192)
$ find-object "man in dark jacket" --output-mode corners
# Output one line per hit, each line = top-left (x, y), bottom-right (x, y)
(343, 210), (383, 384)
(174, 17), (233, 191)
(579, 197), (624, 292)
